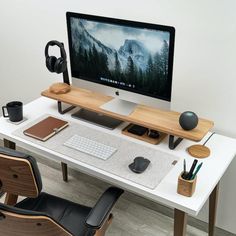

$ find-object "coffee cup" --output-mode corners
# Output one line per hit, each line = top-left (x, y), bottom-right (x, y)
(2, 101), (23, 122)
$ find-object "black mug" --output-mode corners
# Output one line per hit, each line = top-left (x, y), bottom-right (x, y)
(2, 101), (23, 122)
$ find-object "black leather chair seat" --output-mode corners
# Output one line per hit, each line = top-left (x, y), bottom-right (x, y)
(16, 192), (93, 236)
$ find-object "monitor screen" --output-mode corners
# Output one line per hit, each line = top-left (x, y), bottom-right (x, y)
(66, 12), (175, 101)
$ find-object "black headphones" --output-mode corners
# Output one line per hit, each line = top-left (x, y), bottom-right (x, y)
(45, 40), (67, 74)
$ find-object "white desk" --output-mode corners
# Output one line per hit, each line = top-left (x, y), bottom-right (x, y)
(0, 97), (235, 236)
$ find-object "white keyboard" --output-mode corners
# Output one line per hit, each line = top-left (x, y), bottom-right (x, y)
(64, 134), (117, 160)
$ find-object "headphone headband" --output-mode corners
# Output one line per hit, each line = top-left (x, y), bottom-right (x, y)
(44, 40), (67, 60)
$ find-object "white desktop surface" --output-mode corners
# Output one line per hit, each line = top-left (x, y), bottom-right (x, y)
(0, 97), (235, 217)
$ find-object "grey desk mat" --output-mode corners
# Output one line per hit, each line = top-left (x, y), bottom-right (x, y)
(13, 115), (179, 189)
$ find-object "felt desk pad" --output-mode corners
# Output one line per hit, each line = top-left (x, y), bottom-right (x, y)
(13, 115), (179, 189)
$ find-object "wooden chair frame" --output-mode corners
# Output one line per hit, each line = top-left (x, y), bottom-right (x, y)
(0, 148), (121, 236)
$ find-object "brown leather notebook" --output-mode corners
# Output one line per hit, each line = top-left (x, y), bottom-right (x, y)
(23, 116), (69, 141)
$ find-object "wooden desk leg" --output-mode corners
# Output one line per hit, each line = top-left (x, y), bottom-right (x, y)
(3, 139), (16, 150)
(209, 183), (219, 236)
(174, 209), (187, 236)
(61, 162), (68, 182)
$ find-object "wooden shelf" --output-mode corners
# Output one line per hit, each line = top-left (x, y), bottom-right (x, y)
(41, 86), (214, 142)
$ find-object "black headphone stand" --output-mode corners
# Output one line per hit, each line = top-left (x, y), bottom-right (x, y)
(63, 67), (70, 85)
(57, 51), (76, 114)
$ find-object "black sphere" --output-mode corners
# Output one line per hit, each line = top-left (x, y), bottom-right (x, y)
(179, 111), (198, 130)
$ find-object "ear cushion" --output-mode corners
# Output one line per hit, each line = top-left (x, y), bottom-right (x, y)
(54, 57), (66, 74)
(46, 56), (57, 72)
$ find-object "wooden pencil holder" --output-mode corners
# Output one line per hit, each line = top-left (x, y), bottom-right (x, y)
(177, 172), (197, 197)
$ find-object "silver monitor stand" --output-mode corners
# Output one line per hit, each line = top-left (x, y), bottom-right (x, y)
(100, 98), (137, 116)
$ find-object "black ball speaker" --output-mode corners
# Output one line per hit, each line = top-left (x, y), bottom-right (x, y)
(179, 111), (198, 130)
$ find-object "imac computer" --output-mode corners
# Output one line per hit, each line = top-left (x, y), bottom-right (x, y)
(66, 12), (175, 128)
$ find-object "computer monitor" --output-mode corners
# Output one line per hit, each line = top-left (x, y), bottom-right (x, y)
(66, 12), (175, 116)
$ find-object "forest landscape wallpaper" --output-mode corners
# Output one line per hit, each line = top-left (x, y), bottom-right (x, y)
(70, 17), (172, 100)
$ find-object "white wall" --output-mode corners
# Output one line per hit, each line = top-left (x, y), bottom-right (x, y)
(0, 0), (236, 233)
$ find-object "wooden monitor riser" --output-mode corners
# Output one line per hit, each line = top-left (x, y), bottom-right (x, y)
(41, 85), (214, 143)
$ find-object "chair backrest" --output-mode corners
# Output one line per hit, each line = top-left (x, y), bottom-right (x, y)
(0, 203), (73, 236)
(0, 147), (42, 198)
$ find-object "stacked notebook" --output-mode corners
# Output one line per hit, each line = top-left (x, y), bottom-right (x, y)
(23, 116), (69, 141)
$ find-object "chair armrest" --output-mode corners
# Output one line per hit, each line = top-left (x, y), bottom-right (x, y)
(85, 187), (124, 229)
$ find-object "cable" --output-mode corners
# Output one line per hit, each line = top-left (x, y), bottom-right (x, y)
(203, 132), (216, 146)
